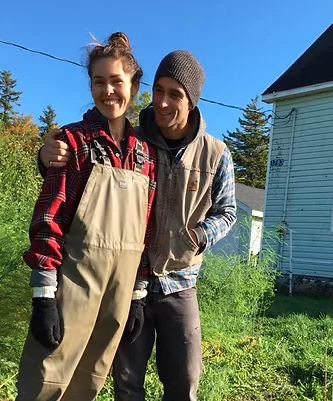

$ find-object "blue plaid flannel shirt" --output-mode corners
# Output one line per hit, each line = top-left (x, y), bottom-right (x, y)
(150, 145), (237, 295)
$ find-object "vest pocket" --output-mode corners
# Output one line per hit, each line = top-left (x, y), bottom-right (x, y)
(169, 227), (199, 265)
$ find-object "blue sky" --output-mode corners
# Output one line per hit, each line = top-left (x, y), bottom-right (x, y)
(1, 1), (333, 139)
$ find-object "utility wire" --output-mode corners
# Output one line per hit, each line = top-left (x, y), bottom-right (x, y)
(0, 39), (290, 120)
(0, 40), (83, 68)
(0, 39), (150, 89)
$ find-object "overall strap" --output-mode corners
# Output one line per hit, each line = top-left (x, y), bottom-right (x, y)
(134, 139), (146, 174)
(90, 139), (111, 167)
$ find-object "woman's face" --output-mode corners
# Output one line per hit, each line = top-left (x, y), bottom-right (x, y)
(91, 57), (136, 121)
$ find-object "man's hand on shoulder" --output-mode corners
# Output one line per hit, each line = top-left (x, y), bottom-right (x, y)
(41, 128), (72, 168)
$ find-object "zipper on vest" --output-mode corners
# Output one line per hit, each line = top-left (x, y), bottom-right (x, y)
(167, 156), (178, 180)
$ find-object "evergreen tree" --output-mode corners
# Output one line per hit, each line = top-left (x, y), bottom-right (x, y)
(224, 96), (270, 189)
(0, 70), (22, 124)
(39, 105), (58, 138)
(126, 91), (151, 126)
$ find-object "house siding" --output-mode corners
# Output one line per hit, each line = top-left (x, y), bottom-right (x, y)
(212, 208), (262, 258)
(264, 91), (333, 278)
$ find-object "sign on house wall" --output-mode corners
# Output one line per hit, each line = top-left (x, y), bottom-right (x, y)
(270, 158), (284, 167)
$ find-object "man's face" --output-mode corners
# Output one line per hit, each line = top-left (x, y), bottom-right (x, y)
(152, 77), (191, 130)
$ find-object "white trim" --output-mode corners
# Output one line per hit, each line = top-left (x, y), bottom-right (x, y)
(249, 217), (264, 257)
(262, 102), (275, 230)
(236, 200), (263, 218)
(262, 80), (333, 103)
(252, 210), (263, 218)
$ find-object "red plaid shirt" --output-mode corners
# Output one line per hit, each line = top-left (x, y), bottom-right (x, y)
(23, 108), (156, 277)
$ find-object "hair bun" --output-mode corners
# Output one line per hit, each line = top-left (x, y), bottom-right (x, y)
(108, 32), (131, 49)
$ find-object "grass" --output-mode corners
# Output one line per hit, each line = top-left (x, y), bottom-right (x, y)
(0, 230), (332, 401)
(96, 293), (333, 401)
(1, 245), (333, 400)
(1, 279), (333, 400)
(0, 178), (331, 401)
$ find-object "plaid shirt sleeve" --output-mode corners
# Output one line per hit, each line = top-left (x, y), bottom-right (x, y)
(23, 132), (80, 273)
(198, 145), (237, 249)
(23, 166), (68, 271)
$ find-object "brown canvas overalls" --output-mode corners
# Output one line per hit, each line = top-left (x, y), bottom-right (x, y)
(16, 139), (149, 401)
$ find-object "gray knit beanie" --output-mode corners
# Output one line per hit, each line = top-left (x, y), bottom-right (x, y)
(153, 50), (205, 108)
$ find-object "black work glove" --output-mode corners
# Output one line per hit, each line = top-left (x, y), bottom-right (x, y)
(123, 298), (146, 344)
(30, 297), (61, 349)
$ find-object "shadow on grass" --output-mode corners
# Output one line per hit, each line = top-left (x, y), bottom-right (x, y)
(265, 293), (333, 318)
(284, 361), (324, 385)
(276, 362), (326, 400)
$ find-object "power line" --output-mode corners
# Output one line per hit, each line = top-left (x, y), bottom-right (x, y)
(0, 39), (151, 89)
(199, 97), (244, 112)
(0, 39), (290, 119)
(0, 40), (83, 68)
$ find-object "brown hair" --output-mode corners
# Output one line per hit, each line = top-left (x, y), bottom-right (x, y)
(87, 32), (143, 86)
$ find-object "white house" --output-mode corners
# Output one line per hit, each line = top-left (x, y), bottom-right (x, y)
(212, 183), (264, 258)
(262, 23), (333, 282)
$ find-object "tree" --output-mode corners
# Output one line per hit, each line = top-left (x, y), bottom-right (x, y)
(224, 96), (270, 189)
(39, 105), (58, 138)
(3, 113), (39, 139)
(0, 70), (22, 124)
(126, 91), (151, 126)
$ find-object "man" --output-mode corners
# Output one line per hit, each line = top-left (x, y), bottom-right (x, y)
(39, 50), (236, 401)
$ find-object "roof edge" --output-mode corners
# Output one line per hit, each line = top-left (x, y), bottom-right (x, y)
(252, 210), (263, 218)
(262, 80), (333, 104)
(237, 200), (263, 217)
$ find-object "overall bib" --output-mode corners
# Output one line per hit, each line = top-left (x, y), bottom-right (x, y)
(17, 139), (149, 401)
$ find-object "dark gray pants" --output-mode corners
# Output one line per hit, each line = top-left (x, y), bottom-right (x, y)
(112, 287), (202, 401)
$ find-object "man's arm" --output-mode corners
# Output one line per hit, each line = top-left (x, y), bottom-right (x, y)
(38, 129), (72, 178)
(192, 145), (237, 249)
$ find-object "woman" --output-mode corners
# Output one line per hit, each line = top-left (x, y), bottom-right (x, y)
(16, 32), (156, 401)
